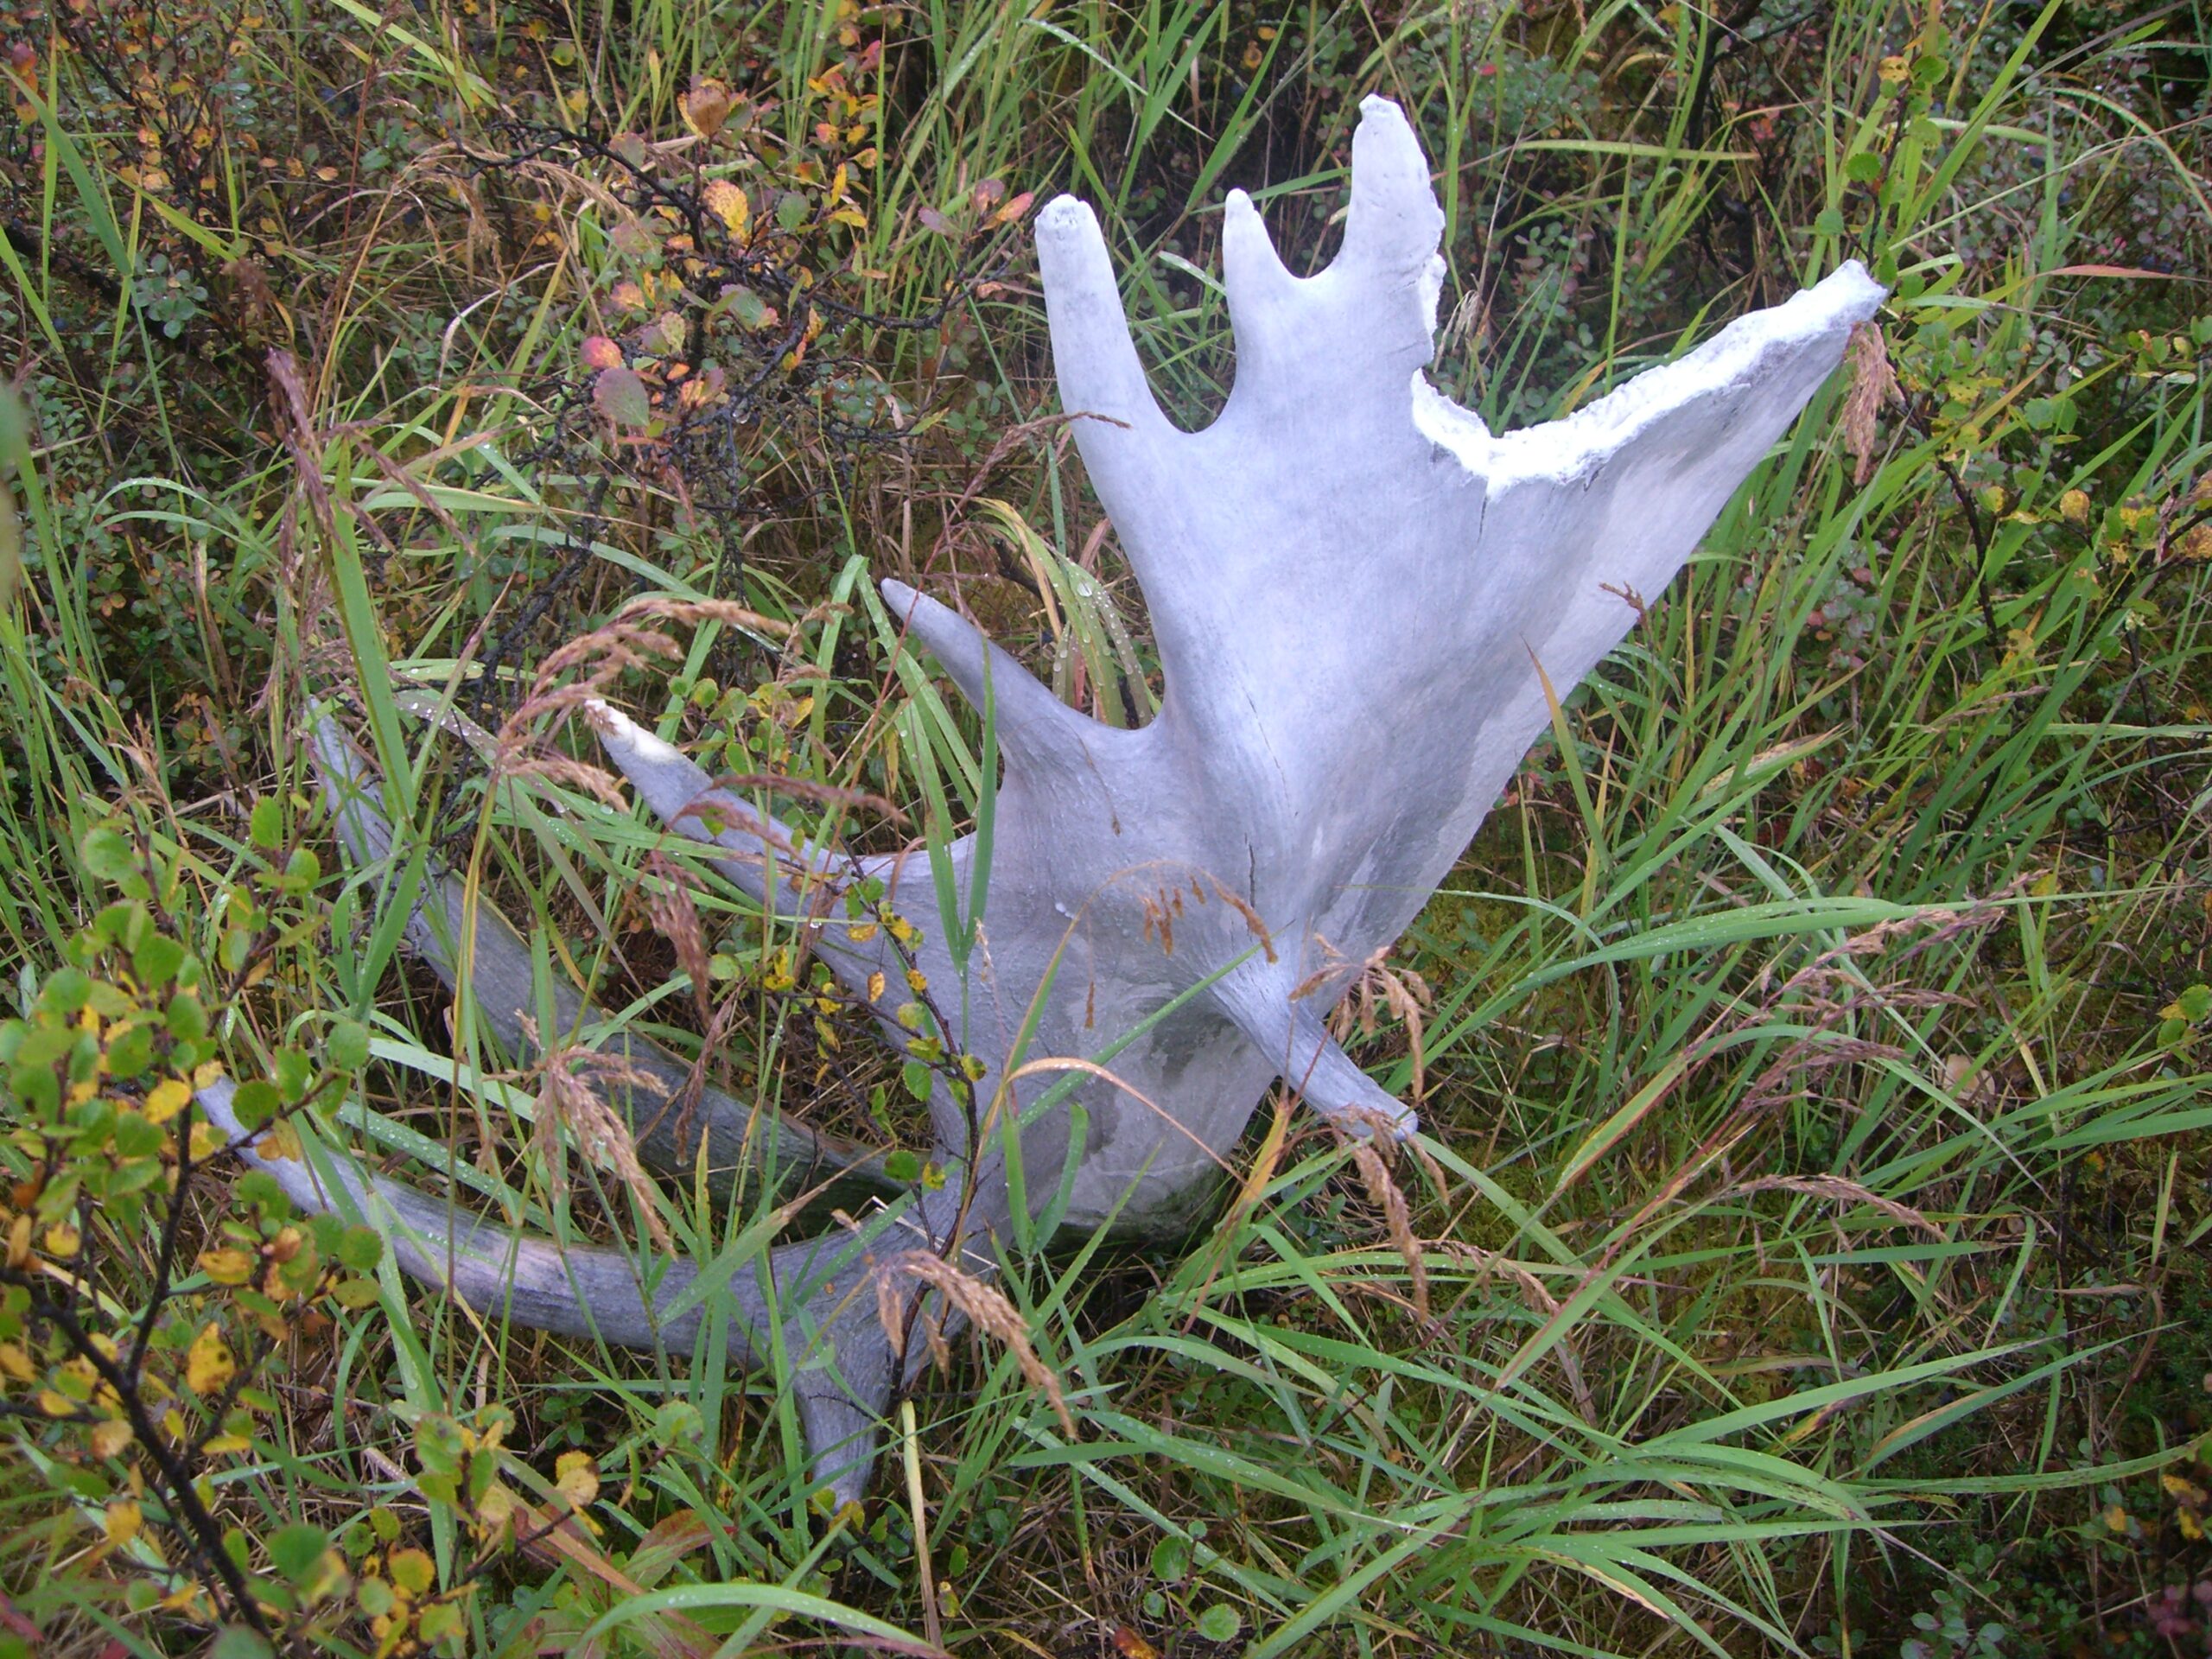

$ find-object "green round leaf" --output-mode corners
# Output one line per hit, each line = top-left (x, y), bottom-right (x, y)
(231, 1078), (281, 1130)
(210, 1625), (273, 1659)
(653, 1400), (707, 1446)
(1194, 1604), (1241, 1642)
(1151, 1535), (1191, 1582)
(270, 1522), (331, 1585)
(167, 991), (208, 1041)
(79, 824), (137, 884)
(327, 1018), (371, 1071)
(39, 967), (92, 1016)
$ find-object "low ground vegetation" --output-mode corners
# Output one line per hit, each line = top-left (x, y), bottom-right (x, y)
(1, 0), (2208, 1654)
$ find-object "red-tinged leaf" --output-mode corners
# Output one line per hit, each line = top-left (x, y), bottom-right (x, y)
(918, 205), (953, 235)
(973, 177), (1005, 208)
(609, 132), (649, 168)
(581, 336), (623, 371)
(593, 365), (652, 429)
(1111, 1629), (1160, 1659)
(628, 1510), (713, 1589)
(992, 190), (1034, 226)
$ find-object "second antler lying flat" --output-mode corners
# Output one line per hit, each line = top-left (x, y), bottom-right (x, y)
(198, 96), (1883, 1504)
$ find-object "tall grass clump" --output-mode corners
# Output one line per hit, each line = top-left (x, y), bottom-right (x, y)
(2, 0), (2208, 1653)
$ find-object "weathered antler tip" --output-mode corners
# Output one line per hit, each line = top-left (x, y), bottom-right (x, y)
(1342, 97), (1443, 279)
(880, 576), (1114, 775)
(1034, 192), (1173, 440)
(1036, 193), (1091, 232)
(1221, 188), (1297, 319)
(1815, 258), (1889, 320)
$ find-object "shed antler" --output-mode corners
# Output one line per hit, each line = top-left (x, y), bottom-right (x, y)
(199, 97), (1883, 1504)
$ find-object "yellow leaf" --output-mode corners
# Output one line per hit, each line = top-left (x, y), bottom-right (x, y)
(145, 1077), (191, 1124)
(2104, 1504), (2130, 1531)
(158, 1581), (207, 1615)
(555, 1451), (600, 1509)
(203, 1433), (251, 1454)
(866, 970), (886, 1001)
(703, 178), (749, 239)
(0, 1342), (35, 1382)
(254, 1120), (302, 1162)
(45, 1224), (80, 1258)
(185, 1323), (235, 1395)
(387, 1547), (435, 1597)
(2060, 488), (2091, 526)
(475, 1484), (516, 1529)
(2180, 1509), (2204, 1541)
(92, 1418), (133, 1458)
(105, 1498), (143, 1545)
(198, 1248), (257, 1286)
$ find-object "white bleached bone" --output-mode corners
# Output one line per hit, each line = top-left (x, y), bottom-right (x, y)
(199, 96), (1882, 1504)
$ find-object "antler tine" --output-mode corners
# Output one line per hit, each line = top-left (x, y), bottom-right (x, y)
(1338, 97), (1447, 278)
(585, 701), (903, 1000)
(1033, 196), (1201, 612)
(1488, 262), (1888, 692)
(192, 1071), (961, 1506)
(1214, 976), (1419, 1140)
(1218, 190), (1303, 410)
(311, 719), (893, 1199)
(1033, 197), (1178, 442)
(879, 580), (1127, 783)
(586, 700), (843, 887)
(1328, 98), (1447, 372)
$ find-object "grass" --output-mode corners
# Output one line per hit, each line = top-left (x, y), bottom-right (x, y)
(2, 0), (2209, 1653)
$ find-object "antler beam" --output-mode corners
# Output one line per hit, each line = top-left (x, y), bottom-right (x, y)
(198, 96), (1882, 1504)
